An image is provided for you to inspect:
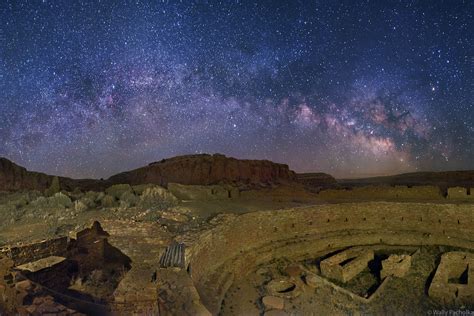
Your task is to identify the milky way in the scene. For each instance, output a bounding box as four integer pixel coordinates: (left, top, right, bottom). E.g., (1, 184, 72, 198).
(0, 1, 472, 178)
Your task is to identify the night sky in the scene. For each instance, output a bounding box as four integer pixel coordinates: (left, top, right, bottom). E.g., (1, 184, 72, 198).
(0, 1, 472, 179)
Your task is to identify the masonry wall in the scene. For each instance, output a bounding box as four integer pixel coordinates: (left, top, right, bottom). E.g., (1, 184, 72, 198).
(0, 237, 69, 266)
(318, 185, 442, 200)
(185, 202, 474, 313)
(447, 187, 474, 200)
(317, 185, 474, 201)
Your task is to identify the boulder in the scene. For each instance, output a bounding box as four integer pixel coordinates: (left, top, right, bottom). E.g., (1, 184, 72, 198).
(262, 296, 285, 310)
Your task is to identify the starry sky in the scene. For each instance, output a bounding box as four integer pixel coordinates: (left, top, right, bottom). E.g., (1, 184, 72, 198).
(0, 1, 472, 179)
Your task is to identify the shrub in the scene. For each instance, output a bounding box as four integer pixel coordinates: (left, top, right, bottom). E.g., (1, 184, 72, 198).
(138, 186, 178, 210)
(132, 184, 155, 195)
(74, 197, 95, 212)
(101, 194, 117, 208)
(48, 192, 72, 208)
(45, 176, 60, 197)
(106, 184, 133, 199)
(74, 200, 88, 212)
(119, 191, 138, 207)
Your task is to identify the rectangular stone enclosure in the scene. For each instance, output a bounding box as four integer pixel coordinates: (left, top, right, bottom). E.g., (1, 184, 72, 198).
(429, 252, 474, 306)
(381, 254, 412, 279)
(320, 248, 374, 283)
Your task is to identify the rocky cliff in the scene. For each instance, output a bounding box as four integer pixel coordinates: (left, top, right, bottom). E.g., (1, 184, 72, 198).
(108, 154, 297, 187)
(0, 154, 297, 192)
(0, 158, 54, 192)
(0, 158, 101, 192)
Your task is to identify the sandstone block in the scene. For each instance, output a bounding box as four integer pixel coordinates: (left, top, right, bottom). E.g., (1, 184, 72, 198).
(262, 296, 284, 310)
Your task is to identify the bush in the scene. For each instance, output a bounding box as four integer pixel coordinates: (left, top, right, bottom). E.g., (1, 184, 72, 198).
(74, 200, 88, 212)
(119, 191, 138, 207)
(48, 192, 73, 208)
(30, 192, 72, 209)
(138, 186, 178, 210)
(106, 184, 133, 199)
(74, 197, 95, 212)
(132, 184, 155, 195)
(101, 194, 117, 208)
(30, 196, 48, 208)
(45, 176, 60, 197)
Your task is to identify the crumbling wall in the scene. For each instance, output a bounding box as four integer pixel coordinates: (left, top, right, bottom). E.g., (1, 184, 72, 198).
(380, 254, 412, 279)
(0, 222, 132, 315)
(318, 185, 442, 200)
(185, 202, 474, 313)
(320, 248, 374, 283)
(0, 237, 68, 266)
(447, 187, 474, 200)
(428, 252, 474, 306)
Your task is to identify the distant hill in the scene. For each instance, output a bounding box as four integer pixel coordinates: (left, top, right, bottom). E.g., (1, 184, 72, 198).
(338, 171, 474, 188)
(296, 173, 337, 187)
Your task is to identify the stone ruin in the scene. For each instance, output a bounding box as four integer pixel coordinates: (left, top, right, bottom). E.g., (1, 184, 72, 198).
(0, 221, 132, 315)
(320, 247, 375, 283)
(447, 187, 474, 200)
(429, 252, 474, 306)
(179, 202, 474, 314)
(317, 185, 474, 201)
(380, 254, 412, 279)
(315, 247, 414, 302)
(2, 202, 474, 314)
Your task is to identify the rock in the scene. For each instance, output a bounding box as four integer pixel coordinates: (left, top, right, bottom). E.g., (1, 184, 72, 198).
(266, 279, 296, 296)
(15, 280, 33, 291)
(262, 296, 285, 310)
(108, 154, 297, 187)
(161, 212, 189, 222)
(0, 157, 102, 192)
(304, 274, 319, 288)
(0, 154, 297, 192)
(0, 158, 55, 191)
(284, 264, 303, 278)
